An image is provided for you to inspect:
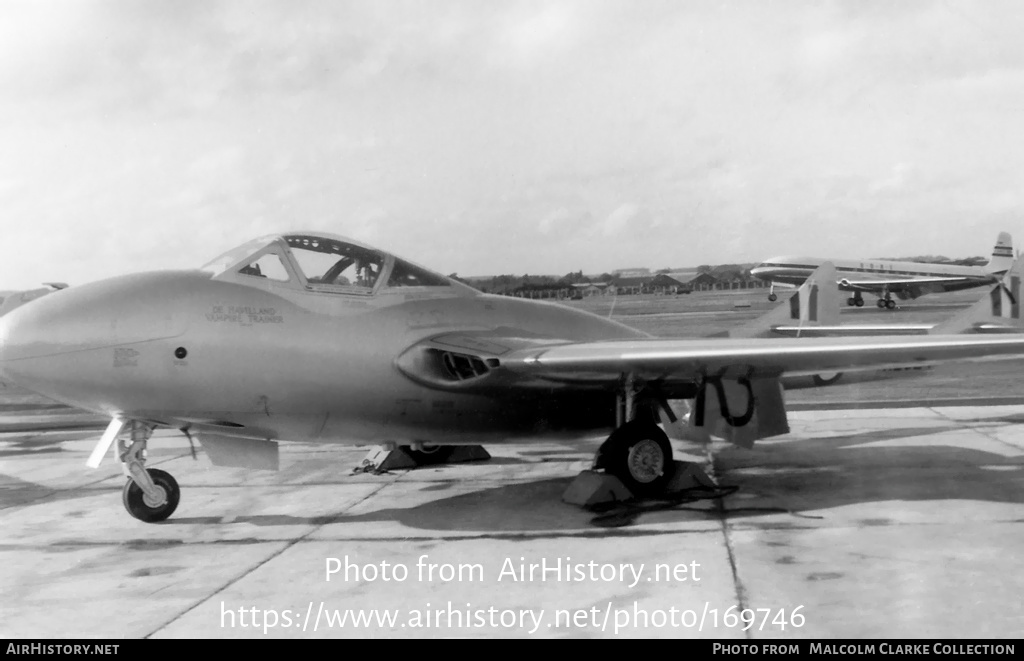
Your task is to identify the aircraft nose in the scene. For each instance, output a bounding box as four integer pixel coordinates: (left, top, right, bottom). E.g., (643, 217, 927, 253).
(0, 272, 194, 399)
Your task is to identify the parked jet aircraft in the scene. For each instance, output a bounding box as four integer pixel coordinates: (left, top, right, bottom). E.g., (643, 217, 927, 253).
(750, 232, 1014, 309)
(5, 232, 1024, 524)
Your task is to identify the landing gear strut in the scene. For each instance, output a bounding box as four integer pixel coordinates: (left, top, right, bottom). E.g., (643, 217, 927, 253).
(118, 422, 180, 522)
(768, 283, 777, 302)
(846, 292, 864, 307)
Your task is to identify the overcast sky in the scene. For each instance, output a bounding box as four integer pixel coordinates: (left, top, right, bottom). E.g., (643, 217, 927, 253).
(2, 0, 1024, 288)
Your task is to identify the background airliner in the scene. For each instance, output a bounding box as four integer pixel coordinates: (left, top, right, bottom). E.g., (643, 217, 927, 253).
(750, 232, 1014, 309)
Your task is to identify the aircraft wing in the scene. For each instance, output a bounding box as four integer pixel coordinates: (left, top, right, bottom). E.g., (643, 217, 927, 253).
(497, 335, 1024, 385)
(838, 275, 994, 296)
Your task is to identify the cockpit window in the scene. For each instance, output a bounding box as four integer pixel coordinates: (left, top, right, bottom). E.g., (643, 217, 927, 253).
(387, 259, 451, 287)
(201, 236, 277, 276)
(238, 254, 290, 282)
(284, 235, 384, 290)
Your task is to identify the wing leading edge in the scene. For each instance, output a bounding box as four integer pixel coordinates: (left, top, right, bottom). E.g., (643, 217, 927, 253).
(498, 334, 1024, 385)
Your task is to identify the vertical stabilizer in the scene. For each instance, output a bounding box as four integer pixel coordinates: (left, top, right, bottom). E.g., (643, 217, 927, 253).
(723, 261, 839, 338)
(933, 255, 1023, 334)
(985, 231, 1014, 274)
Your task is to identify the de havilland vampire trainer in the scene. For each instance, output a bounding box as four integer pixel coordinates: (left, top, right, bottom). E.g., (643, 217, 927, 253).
(5, 231, 1024, 524)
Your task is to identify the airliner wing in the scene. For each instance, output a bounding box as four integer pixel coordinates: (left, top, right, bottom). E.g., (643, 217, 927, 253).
(838, 275, 995, 296)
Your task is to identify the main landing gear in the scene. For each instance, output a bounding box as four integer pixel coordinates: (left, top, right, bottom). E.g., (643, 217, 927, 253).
(599, 420, 673, 496)
(846, 292, 865, 307)
(118, 422, 180, 523)
(876, 295, 896, 310)
(593, 376, 674, 496)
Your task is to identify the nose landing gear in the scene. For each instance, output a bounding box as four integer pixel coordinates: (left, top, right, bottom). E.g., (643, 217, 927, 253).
(846, 293, 864, 307)
(117, 422, 180, 523)
(123, 468, 180, 523)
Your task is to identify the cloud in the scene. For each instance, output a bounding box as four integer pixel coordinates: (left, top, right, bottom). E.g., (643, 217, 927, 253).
(3, 1, 1024, 287)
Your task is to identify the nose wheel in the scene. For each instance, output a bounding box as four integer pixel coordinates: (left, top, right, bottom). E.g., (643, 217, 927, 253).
(115, 421, 182, 523)
(846, 293, 864, 307)
(123, 468, 180, 523)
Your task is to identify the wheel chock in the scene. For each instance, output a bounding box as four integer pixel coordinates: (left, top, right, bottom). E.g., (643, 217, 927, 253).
(438, 445, 491, 464)
(562, 471, 634, 507)
(563, 461, 718, 508)
(357, 445, 491, 472)
(665, 462, 717, 491)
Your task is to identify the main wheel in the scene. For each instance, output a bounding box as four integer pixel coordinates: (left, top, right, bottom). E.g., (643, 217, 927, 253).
(602, 421, 673, 497)
(846, 297, 856, 306)
(122, 468, 180, 523)
(855, 298, 864, 307)
(885, 299, 896, 310)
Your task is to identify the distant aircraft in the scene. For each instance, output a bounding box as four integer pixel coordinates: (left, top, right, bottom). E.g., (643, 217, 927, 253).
(0, 283, 68, 317)
(5, 232, 1024, 523)
(749, 232, 1014, 309)
(768, 256, 1024, 338)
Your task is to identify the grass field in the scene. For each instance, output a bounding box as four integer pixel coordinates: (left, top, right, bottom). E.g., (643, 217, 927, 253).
(2, 286, 1021, 415)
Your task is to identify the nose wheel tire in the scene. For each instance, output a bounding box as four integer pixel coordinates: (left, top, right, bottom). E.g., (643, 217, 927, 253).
(768, 293, 777, 302)
(602, 422, 673, 497)
(123, 468, 180, 523)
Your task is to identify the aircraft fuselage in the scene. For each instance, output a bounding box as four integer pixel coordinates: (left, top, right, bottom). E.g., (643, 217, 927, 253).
(0, 270, 646, 445)
(751, 257, 996, 291)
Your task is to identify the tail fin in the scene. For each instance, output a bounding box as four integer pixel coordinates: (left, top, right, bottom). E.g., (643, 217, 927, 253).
(985, 231, 1014, 274)
(721, 262, 839, 338)
(933, 255, 1023, 334)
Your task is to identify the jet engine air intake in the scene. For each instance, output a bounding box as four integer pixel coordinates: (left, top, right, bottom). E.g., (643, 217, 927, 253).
(440, 350, 491, 381)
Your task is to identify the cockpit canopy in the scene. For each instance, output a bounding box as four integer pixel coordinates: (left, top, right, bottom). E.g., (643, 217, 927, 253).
(201, 232, 456, 295)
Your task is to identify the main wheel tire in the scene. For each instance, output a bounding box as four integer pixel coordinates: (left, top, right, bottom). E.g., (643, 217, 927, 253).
(603, 421, 673, 497)
(855, 298, 864, 307)
(846, 297, 856, 306)
(122, 468, 180, 523)
(885, 299, 896, 309)
(876, 299, 886, 308)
